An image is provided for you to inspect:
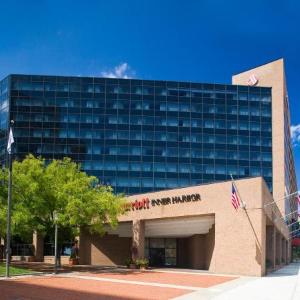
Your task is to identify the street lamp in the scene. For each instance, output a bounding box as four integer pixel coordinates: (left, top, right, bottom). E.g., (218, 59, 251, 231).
(53, 211, 58, 274)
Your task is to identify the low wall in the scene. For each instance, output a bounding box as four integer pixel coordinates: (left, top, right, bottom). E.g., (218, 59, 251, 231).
(11, 256, 35, 262)
(43, 256, 70, 265)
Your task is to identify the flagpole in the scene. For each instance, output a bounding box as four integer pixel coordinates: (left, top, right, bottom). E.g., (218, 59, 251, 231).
(287, 220, 300, 227)
(274, 209, 299, 222)
(264, 191, 299, 208)
(5, 120, 14, 278)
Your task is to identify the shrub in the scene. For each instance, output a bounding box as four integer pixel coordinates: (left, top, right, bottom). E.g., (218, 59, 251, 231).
(125, 258, 135, 267)
(135, 258, 149, 268)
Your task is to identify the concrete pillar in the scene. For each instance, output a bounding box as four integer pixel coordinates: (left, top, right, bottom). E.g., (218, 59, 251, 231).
(288, 241, 292, 263)
(33, 232, 44, 262)
(275, 232, 282, 266)
(282, 238, 286, 264)
(132, 220, 145, 260)
(272, 227, 277, 269)
(285, 240, 289, 264)
(266, 226, 274, 271)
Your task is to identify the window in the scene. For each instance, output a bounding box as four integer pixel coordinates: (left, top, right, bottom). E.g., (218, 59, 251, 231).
(250, 123, 260, 131)
(130, 163, 141, 172)
(238, 93, 248, 101)
(239, 122, 249, 130)
(250, 168, 261, 176)
(204, 120, 214, 128)
(262, 152, 272, 162)
(239, 107, 249, 116)
(167, 102, 178, 111)
(204, 165, 214, 174)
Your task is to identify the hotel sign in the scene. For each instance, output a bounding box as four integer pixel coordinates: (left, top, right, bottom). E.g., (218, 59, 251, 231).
(127, 193, 201, 211)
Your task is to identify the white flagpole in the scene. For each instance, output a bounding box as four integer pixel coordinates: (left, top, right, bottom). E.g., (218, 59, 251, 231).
(287, 220, 300, 227)
(230, 174, 246, 209)
(288, 231, 300, 240)
(274, 209, 299, 222)
(289, 228, 300, 236)
(5, 120, 14, 278)
(264, 191, 299, 208)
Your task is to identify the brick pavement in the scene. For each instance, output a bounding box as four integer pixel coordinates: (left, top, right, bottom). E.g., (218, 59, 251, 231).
(0, 264, 238, 300)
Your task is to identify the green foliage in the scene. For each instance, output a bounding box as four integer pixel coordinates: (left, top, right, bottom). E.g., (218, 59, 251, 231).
(0, 154, 126, 238)
(135, 258, 149, 268)
(125, 257, 134, 267)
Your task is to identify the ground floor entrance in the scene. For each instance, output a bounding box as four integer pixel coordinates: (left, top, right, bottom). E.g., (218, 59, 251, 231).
(80, 215, 216, 270)
(76, 178, 293, 276)
(146, 238, 177, 267)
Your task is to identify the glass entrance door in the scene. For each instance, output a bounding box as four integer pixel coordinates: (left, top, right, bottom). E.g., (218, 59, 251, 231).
(149, 248, 165, 266)
(145, 238, 177, 267)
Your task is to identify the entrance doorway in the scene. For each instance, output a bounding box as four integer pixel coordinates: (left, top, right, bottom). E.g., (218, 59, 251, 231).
(145, 238, 177, 267)
(149, 248, 165, 266)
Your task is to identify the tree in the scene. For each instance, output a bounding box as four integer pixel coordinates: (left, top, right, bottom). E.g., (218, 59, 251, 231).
(0, 155, 126, 239)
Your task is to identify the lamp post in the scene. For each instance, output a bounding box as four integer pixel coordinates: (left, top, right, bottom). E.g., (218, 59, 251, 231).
(54, 211, 58, 274)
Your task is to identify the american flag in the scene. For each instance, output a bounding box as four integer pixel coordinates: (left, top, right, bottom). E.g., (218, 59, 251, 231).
(232, 183, 240, 210)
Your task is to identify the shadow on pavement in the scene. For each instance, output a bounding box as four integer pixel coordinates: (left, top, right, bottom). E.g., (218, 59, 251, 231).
(266, 262, 300, 277)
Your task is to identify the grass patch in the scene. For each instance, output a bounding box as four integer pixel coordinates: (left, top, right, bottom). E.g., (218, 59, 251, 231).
(0, 263, 35, 277)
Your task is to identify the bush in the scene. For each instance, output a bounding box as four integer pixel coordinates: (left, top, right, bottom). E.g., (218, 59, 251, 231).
(125, 258, 135, 267)
(135, 258, 149, 268)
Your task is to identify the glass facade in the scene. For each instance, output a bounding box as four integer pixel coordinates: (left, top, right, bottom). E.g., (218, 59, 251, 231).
(0, 76, 9, 167)
(0, 74, 273, 195)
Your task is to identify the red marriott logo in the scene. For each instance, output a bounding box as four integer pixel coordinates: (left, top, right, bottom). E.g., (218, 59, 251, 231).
(131, 198, 150, 210)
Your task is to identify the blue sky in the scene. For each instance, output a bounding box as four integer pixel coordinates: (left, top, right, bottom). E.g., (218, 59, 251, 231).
(0, 0, 299, 186)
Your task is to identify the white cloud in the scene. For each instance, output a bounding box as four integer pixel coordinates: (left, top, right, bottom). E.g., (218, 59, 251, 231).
(291, 124, 300, 146)
(101, 62, 135, 79)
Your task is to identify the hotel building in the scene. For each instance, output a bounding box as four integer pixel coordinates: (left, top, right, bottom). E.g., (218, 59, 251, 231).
(0, 59, 297, 275)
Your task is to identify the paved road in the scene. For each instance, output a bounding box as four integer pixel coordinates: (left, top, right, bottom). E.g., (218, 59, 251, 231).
(175, 263, 300, 300)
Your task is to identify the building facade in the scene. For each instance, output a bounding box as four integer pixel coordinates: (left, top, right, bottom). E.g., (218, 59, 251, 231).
(1, 65, 277, 196)
(80, 177, 290, 276)
(0, 59, 298, 275)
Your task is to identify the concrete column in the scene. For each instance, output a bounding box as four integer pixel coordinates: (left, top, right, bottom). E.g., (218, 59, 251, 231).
(33, 232, 44, 262)
(282, 238, 286, 264)
(132, 220, 145, 260)
(272, 227, 277, 269)
(287, 241, 292, 263)
(266, 226, 274, 271)
(285, 240, 289, 264)
(275, 232, 282, 266)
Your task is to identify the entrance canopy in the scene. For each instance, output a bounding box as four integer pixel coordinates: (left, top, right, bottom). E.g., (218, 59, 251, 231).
(105, 215, 215, 238)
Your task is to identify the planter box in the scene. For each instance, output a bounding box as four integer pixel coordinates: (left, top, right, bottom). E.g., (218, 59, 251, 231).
(129, 263, 137, 269)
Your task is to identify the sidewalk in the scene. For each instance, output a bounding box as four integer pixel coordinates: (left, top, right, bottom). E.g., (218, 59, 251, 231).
(174, 263, 300, 300)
